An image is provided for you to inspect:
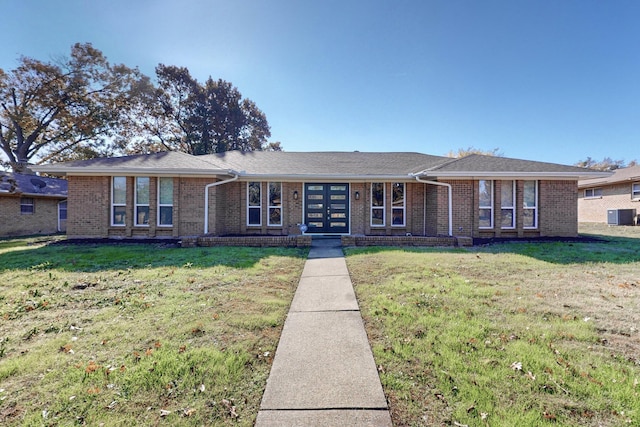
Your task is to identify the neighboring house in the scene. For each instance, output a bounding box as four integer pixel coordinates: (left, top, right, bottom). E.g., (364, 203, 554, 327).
(0, 172, 68, 237)
(32, 151, 606, 242)
(578, 165, 640, 224)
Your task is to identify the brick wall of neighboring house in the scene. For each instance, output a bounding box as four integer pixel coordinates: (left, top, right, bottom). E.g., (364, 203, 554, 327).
(0, 196, 62, 236)
(578, 182, 640, 223)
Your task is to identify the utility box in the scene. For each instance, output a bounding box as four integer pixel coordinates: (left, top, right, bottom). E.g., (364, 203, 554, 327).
(607, 209, 635, 225)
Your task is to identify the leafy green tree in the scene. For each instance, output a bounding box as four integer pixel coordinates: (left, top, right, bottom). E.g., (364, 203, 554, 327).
(129, 65, 271, 155)
(0, 43, 145, 172)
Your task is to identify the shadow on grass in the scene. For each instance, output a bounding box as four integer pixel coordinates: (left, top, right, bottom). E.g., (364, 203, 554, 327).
(0, 242, 309, 273)
(345, 234, 640, 265)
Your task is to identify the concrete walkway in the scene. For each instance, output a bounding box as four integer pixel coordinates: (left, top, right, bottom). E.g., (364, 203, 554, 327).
(255, 238, 393, 427)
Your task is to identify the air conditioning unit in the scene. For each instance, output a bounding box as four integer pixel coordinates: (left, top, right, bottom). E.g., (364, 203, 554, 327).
(607, 209, 635, 226)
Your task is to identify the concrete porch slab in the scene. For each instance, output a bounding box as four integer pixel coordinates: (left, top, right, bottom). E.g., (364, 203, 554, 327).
(255, 409, 392, 426)
(259, 311, 387, 410)
(290, 275, 359, 312)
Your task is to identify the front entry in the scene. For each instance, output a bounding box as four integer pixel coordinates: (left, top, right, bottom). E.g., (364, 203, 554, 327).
(304, 183, 350, 234)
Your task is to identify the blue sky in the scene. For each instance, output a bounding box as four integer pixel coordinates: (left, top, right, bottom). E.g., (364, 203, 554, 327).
(3, 0, 639, 165)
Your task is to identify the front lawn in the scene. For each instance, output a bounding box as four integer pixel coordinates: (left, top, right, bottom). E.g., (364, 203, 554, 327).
(0, 240, 307, 426)
(347, 228, 640, 426)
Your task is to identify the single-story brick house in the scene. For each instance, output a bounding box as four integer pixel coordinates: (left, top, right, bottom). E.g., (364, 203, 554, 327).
(0, 172, 68, 237)
(32, 151, 607, 243)
(578, 165, 640, 225)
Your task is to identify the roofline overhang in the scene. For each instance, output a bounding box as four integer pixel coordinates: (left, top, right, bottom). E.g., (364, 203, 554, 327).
(234, 173, 419, 182)
(412, 171, 612, 180)
(30, 166, 239, 177)
(578, 176, 640, 189)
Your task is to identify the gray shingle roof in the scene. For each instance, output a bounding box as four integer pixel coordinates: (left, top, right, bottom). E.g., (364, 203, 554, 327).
(578, 165, 640, 188)
(0, 173, 67, 197)
(425, 154, 597, 175)
(202, 151, 450, 177)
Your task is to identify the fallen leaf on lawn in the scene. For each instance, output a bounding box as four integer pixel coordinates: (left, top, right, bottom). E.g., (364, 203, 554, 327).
(154, 341, 161, 348)
(182, 408, 196, 417)
(86, 361, 100, 373)
(525, 371, 536, 381)
(510, 361, 522, 371)
(160, 409, 171, 417)
(179, 345, 186, 353)
(60, 344, 73, 353)
(145, 348, 153, 356)
(481, 412, 488, 420)
(199, 384, 205, 393)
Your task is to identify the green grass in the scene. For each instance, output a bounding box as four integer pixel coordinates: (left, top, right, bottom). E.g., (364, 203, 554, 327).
(0, 241, 307, 426)
(347, 233, 640, 426)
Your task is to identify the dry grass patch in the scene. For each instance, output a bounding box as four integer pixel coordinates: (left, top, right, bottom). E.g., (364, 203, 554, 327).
(347, 226, 640, 426)
(0, 240, 307, 426)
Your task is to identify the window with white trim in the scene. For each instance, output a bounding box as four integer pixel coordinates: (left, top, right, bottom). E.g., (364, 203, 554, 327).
(135, 177, 150, 226)
(500, 180, 515, 229)
(632, 183, 640, 200)
(158, 177, 173, 226)
(111, 177, 126, 226)
(584, 188, 602, 198)
(523, 180, 538, 229)
(391, 183, 405, 226)
(371, 183, 385, 226)
(268, 182, 282, 226)
(247, 182, 261, 226)
(20, 197, 34, 214)
(479, 180, 493, 229)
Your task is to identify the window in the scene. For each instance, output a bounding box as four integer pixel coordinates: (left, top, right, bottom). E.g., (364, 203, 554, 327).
(371, 183, 385, 226)
(584, 188, 603, 198)
(135, 177, 150, 226)
(523, 180, 538, 229)
(479, 180, 493, 228)
(247, 182, 261, 226)
(500, 180, 515, 229)
(111, 177, 126, 226)
(633, 183, 640, 200)
(158, 177, 173, 226)
(391, 183, 405, 226)
(58, 201, 67, 220)
(20, 197, 34, 214)
(268, 182, 282, 226)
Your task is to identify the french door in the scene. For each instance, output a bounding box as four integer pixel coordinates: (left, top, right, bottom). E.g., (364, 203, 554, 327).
(304, 183, 349, 234)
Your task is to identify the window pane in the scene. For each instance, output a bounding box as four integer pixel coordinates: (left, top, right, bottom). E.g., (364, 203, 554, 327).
(20, 198, 34, 214)
(523, 209, 536, 228)
(501, 209, 514, 228)
(392, 208, 404, 225)
(371, 183, 384, 207)
(113, 206, 126, 225)
(136, 177, 150, 204)
(330, 185, 346, 191)
(392, 183, 404, 206)
(159, 178, 173, 204)
(479, 208, 492, 228)
(479, 180, 492, 207)
(59, 201, 68, 220)
(501, 181, 514, 207)
(248, 182, 261, 206)
(372, 208, 384, 225)
(248, 207, 261, 225)
(307, 185, 323, 191)
(113, 177, 126, 205)
(308, 203, 323, 209)
(159, 206, 173, 226)
(523, 181, 537, 207)
(269, 207, 281, 225)
(269, 182, 281, 206)
(136, 206, 149, 225)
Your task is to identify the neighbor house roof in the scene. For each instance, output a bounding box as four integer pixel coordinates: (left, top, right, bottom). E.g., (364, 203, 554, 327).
(32, 150, 609, 181)
(578, 165, 640, 189)
(0, 172, 67, 198)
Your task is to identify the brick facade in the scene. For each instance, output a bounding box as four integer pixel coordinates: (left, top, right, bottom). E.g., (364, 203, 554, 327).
(578, 182, 640, 224)
(65, 176, 579, 239)
(0, 195, 63, 236)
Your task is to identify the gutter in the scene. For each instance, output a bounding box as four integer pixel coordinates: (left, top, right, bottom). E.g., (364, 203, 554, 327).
(412, 174, 453, 237)
(204, 172, 240, 234)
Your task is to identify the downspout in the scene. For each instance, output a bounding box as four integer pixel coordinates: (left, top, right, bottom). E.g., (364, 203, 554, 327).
(204, 172, 239, 235)
(413, 176, 453, 236)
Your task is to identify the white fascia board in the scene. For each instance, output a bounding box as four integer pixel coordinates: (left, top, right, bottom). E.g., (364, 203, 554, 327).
(235, 174, 416, 182)
(414, 171, 612, 180)
(33, 166, 238, 177)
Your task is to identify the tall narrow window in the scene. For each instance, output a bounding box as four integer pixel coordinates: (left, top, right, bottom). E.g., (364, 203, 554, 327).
(20, 197, 34, 214)
(479, 180, 493, 229)
(500, 180, 515, 229)
(523, 180, 538, 229)
(633, 183, 640, 200)
(391, 183, 405, 226)
(58, 201, 67, 221)
(112, 176, 126, 226)
(268, 182, 282, 226)
(371, 183, 385, 226)
(158, 177, 173, 226)
(135, 177, 150, 226)
(247, 182, 261, 226)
